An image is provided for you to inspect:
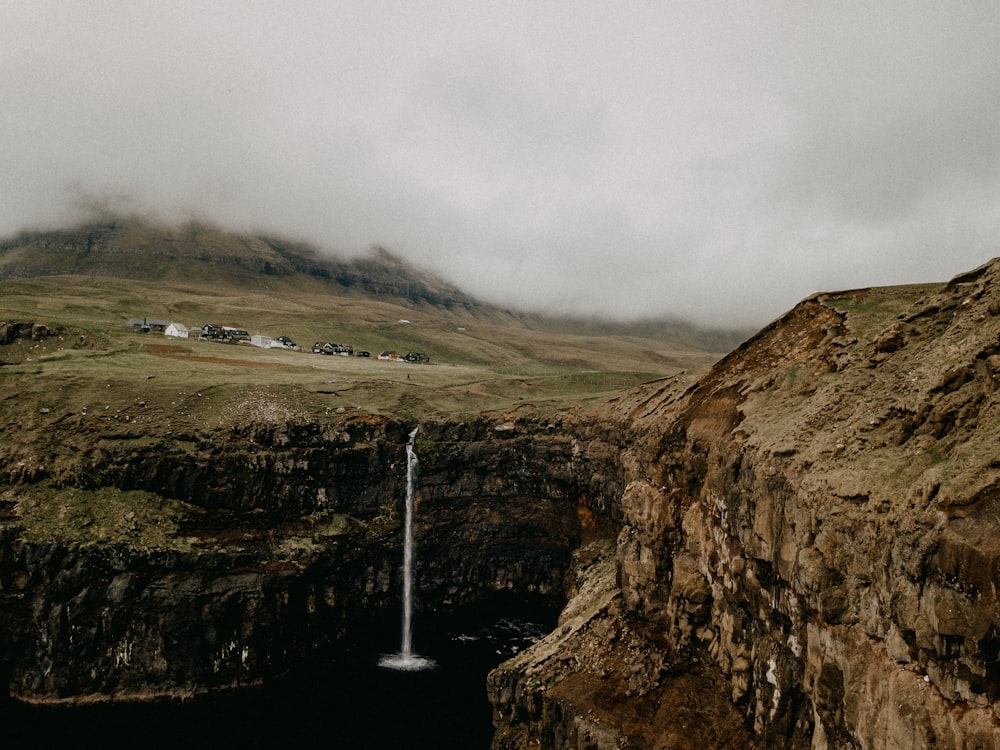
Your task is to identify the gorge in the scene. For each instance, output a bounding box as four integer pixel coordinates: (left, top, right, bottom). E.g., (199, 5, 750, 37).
(2, 251, 1000, 748)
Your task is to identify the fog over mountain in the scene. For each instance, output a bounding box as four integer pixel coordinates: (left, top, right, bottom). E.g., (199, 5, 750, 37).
(2, 2, 999, 326)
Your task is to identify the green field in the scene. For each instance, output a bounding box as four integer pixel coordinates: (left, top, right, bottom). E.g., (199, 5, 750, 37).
(0, 274, 724, 427)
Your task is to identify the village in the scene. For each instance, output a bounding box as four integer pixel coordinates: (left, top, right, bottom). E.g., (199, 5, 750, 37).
(126, 317, 430, 364)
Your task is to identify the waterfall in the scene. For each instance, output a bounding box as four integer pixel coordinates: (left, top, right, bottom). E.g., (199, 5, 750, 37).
(379, 427, 435, 671)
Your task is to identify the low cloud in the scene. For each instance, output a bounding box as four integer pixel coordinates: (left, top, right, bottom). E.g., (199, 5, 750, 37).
(2, 2, 999, 327)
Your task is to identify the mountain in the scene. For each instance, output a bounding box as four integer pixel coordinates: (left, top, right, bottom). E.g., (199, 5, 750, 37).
(0, 219, 476, 310)
(0, 218, 749, 353)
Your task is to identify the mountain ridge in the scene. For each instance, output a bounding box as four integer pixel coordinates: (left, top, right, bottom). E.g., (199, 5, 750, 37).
(0, 220, 474, 309)
(0, 218, 750, 353)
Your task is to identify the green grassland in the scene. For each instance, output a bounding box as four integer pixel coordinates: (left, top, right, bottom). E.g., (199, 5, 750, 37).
(0, 274, 724, 427)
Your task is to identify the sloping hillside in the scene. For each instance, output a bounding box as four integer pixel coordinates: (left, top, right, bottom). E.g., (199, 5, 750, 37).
(0, 220, 475, 309)
(0, 218, 749, 355)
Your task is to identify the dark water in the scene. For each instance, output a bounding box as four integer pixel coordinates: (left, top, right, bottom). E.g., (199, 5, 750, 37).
(1, 612, 550, 750)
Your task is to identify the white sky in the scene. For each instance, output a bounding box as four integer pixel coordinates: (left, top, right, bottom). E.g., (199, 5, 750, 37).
(2, 1, 999, 326)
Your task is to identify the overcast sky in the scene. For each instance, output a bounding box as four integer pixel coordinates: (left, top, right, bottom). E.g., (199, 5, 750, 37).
(2, 2, 999, 326)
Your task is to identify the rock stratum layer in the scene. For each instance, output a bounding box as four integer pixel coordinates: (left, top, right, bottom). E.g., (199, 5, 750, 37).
(490, 259, 1000, 748)
(3, 258, 1000, 749)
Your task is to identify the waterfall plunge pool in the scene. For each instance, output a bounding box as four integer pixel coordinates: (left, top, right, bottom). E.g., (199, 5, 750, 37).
(2, 601, 557, 749)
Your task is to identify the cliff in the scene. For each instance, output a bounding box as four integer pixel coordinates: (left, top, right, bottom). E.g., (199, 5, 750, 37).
(489, 258, 1000, 748)
(0, 411, 624, 703)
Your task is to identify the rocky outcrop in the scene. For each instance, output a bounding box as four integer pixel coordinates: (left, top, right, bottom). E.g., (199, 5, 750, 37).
(0, 321, 55, 344)
(488, 539, 759, 749)
(491, 259, 1000, 748)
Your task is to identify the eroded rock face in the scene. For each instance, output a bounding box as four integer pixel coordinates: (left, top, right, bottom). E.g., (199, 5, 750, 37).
(0, 413, 624, 704)
(0, 321, 52, 343)
(489, 540, 759, 749)
(491, 258, 1000, 748)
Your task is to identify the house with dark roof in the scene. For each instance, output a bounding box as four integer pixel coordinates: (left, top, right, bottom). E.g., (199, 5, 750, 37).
(127, 318, 170, 332)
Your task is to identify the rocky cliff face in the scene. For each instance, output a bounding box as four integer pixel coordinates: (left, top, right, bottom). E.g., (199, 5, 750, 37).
(490, 259, 1000, 748)
(0, 411, 624, 703)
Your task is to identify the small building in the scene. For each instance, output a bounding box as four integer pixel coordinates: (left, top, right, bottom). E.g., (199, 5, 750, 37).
(221, 326, 250, 342)
(127, 318, 170, 333)
(201, 323, 223, 339)
(164, 322, 189, 339)
(313, 342, 352, 355)
(250, 334, 273, 349)
(379, 350, 401, 361)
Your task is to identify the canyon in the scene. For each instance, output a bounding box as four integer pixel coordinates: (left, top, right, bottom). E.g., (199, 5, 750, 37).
(2, 253, 1000, 748)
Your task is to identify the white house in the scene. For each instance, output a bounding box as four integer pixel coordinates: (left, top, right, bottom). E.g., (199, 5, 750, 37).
(164, 322, 189, 338)
(250, 334, 274, 349)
